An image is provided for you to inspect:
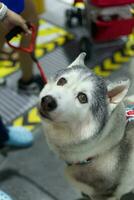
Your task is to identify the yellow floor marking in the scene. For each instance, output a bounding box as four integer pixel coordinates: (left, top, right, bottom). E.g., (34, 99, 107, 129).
(13, 117, 23, 126)
(113, 51, 130, 63)
(93, 66, 111, 77)
(0, 65, 19, 78)
(28, 107, 41, 124)
(0, 60, 14, 67)
(103, 58, 120, 70)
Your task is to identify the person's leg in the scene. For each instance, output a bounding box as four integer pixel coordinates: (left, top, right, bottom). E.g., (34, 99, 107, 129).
(19, 0, 38, 82)
(17, 0, 44, 94)
(0, 23, 7, 86)
(0, 24, 6, 51)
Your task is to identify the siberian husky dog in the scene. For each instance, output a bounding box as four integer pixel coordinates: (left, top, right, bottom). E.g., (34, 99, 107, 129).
(39, 53, 134, 200)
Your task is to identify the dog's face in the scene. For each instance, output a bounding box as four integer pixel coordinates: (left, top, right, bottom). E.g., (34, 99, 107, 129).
(39, 53, 130, 144)
(40, 66, 107, 122)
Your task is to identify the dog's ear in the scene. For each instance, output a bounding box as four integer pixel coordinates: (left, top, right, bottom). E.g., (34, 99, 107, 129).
(107, 80, 130, 106)
(68, 52, 86, 68)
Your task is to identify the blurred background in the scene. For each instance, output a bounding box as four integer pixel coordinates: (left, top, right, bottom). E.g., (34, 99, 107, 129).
(0, 0, 134, 199)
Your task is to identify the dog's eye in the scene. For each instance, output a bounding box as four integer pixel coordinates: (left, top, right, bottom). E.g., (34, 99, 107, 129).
(77, 92, 88, 104)
(57, 77, 67, 86)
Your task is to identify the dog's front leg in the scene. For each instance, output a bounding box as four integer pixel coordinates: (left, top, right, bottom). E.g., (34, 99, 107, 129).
(91, 196, 118, 200)
(107, 197, 118, 200)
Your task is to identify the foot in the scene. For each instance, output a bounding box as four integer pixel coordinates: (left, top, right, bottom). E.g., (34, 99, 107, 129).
(5, 126, 34, 148)
(0, 190, 13, 200)
(18, 74, 45, 95)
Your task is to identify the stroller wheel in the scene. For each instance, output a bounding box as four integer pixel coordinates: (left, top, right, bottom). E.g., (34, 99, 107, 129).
(65, 8, 83, 27)
(66, 9, 73, 18)
(65, 9, 74, 27)
(77, 8, 83, 26)
(79, 37, 93, 60)
(66, 18, 73, 28)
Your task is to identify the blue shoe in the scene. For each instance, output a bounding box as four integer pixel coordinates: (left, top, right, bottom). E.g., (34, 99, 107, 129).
(5, 126, 34, 148)
(0, 190, 13, 200)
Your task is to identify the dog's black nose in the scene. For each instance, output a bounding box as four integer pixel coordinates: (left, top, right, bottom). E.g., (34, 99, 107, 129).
(41, 95, 57, 112)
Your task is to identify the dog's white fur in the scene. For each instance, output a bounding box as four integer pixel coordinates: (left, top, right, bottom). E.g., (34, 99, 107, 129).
(39, 53, 134, 200)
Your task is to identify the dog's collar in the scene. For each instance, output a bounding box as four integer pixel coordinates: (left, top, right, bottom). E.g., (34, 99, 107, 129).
(66, 157, 94, 166)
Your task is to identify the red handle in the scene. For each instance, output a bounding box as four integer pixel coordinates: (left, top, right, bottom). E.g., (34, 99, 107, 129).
(6, 23, 37, 53)
(6, 23, 47, 84)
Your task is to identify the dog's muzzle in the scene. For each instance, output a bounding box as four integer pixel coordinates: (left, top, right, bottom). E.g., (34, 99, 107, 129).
(41, 95, 57, 112)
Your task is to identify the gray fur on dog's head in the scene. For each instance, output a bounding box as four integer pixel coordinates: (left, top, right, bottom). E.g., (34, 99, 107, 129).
(39, 53, 130, 146)
(53, 65, 109, 128)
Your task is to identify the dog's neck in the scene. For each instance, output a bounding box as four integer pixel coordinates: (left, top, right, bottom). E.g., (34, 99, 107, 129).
(44, 102, 127, 164)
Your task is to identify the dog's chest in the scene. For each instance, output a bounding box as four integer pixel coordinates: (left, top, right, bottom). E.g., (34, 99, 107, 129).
(66, 149, 121, 197)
